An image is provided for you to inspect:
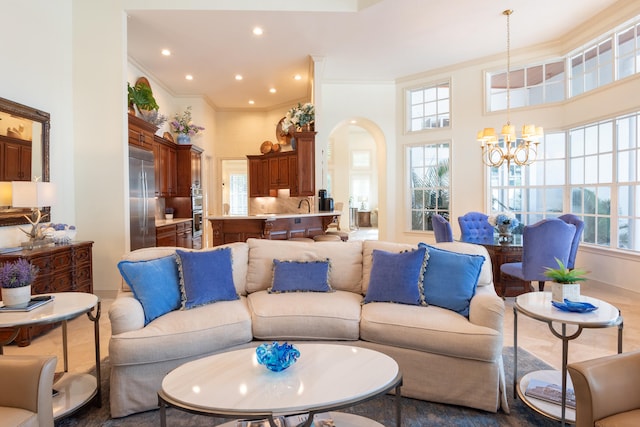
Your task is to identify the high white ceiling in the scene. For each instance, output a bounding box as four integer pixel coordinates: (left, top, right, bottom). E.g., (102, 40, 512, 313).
(126, 0, 622, 111)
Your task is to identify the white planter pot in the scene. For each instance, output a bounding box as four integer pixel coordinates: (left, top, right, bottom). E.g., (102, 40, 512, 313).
(551, 282, 580, 303)
(1, 285, 32, 308)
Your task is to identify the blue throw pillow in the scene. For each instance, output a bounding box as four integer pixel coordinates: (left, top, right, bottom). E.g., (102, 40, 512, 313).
(419, 243, 485, 317)
(176, 248, 239, 310)
(117, 255, 181, 325)
(364, 247, 427, 306)
(269, 259, 332, 293)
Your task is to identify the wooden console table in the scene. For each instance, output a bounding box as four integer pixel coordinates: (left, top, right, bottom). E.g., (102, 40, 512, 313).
(0, 241, 94, 346)
(459, 235, 529, 297)
(357, 210, 372, 227)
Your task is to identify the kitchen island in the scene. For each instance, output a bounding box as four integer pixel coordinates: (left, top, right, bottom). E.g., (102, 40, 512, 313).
(208, 212, 340, 246)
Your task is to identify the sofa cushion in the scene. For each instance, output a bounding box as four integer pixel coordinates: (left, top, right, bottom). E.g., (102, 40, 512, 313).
(247, 239, 363, 294)
(362, 240, 418, 295)
(176, 248, 239, 309)
(420, 243, 485, 317)
(117, 255, 181, 325)
(247, 290, 362, 340)
(119, 243, 249, 296)
(360, 302, 502, 362)
(109, 298, 253, 366)
(431, 242, 493, 287)
(364, 247, 427, 306)
(269, 259, 332, 293)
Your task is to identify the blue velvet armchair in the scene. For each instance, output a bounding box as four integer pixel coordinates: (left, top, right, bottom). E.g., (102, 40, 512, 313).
(458, 212, 493, 240)
(558, 213, 585, 269)
(432, 214, 453, 242)
(500, 218, 576, 292)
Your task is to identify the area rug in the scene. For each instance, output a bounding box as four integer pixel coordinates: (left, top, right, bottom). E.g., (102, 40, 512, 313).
(55, 347, 558, 427)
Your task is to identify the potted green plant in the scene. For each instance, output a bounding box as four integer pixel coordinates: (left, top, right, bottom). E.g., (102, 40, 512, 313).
(127, 81, 159, 118)
(544, 258, 588, 302)
(0, 259, 38, 308)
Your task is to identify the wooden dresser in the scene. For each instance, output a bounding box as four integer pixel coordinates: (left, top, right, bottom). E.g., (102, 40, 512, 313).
(0, 241, 94, 346)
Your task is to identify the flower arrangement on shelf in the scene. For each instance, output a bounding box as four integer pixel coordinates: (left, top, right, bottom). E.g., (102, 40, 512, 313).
(281, 102, 315, 134)
(487, 211, 519, 232)
(0, 259, 38, 289)
(170, 106, 205, 136)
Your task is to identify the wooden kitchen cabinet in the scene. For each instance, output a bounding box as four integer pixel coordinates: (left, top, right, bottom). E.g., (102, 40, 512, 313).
(247, 131, 315, 197)
(128, 114, 157, 151)
(153, 135, 177, 197)
(156, 220, 193, 248)
(1, 136, 32, 181)
(176, 145, 203, 196)
(0, 241, 94, 346)
(248, 156, 270, 197)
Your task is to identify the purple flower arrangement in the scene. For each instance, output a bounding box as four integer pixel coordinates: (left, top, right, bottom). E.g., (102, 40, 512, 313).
(0, 259, 39, 288)
(170, 106, 205, 136)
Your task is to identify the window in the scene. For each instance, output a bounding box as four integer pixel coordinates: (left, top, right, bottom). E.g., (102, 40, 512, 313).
(570, 38, 614, 96)
(407, 142, 450, 232)
(617, 23, 640, 79)
(488, 60, 565, 111)
(489, 132, 567, 231)
(229, 174, 248, 215)
(407, 82, 450, 132)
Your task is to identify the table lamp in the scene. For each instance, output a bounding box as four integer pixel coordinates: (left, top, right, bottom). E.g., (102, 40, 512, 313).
(11, 181, 56, 249)
(0, 182, 11, 207)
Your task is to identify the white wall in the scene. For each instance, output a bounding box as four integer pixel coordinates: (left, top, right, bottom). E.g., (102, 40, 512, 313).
(0, 0, 74, 247)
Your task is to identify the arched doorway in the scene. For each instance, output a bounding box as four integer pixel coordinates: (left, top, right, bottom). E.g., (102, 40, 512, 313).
(326, 118, 386, 239)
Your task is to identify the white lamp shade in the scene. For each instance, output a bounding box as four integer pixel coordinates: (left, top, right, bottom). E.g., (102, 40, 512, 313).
(0, 182, 11, 206)
(11, 181, 56, 208)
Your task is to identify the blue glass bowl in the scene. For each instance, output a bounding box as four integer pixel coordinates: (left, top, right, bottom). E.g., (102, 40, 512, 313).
(551, 299, 598, 313)
(256, 342, 300, 372)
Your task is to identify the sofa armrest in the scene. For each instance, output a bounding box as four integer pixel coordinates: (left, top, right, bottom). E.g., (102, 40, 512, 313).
(108, 291, 145, 335)
(468, 286, 504, 334)
(0, 355, 57, 427)
(568, 350, 640, 427)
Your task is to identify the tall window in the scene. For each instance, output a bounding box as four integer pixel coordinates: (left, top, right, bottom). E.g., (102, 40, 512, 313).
(616, 114, 639, 249)
(407, 82, 450, 132)
(407, 142, 450, 232)
(489, 133, 567, 230)
(488, 60, 565, 111)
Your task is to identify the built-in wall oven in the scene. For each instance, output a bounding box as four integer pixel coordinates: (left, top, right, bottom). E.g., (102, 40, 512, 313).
(191, 186, 203, 238)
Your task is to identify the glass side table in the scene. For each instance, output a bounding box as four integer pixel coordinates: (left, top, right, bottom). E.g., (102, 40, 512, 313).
(513, 292, 622, 426)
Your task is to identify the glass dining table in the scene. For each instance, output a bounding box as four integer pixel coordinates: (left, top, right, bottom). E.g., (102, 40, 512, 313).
(459, 234, 531, 297)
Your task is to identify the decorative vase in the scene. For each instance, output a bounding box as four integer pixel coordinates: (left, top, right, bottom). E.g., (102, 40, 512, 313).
(496, 224, 513, 244)
(290, 137, 296, 150)
(551, 282, 581, 302)
(1, 285, 32, 308)
(256, 341, 300, 372)
(177, 134, 191, 145)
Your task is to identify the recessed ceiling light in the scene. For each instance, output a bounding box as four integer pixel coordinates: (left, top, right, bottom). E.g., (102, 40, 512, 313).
(248, 100, 255, 105)
(294, 74, 302, 80)
(161, 49, 171, 56)
(235, 74, 243, 81)
(269, 88, 276, 93)
(185, 75, 193, 81)
(253, 27, 263, 36)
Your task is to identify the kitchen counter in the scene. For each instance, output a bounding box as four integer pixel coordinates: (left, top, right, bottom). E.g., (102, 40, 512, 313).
(155, 218, 193, 227)
(208, 212, 341, 246)
(206, 211, 340, 220)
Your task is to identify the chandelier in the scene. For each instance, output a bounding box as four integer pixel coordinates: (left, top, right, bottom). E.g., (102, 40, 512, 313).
(477, 10, 543, 168)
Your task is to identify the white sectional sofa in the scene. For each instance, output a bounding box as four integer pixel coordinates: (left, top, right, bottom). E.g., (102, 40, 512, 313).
(108, 239, 508, 418)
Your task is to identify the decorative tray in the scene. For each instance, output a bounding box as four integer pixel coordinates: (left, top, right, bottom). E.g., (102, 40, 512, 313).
(551, 299, 598, 313)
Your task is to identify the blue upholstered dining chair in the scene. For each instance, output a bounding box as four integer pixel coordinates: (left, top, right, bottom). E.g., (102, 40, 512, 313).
(501, 218, 576, 293)
(458, 211, 493, 240)
(432, 214, 453, 242)
(558, 213, 585, 269)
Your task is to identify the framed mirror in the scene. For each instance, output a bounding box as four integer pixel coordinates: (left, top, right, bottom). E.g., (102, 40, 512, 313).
(0, 96, 50, 226)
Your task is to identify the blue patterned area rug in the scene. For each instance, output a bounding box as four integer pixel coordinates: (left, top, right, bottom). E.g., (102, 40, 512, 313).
(55, 347, 557, 427)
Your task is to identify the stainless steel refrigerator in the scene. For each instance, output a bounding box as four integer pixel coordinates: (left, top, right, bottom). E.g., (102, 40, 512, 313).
(129, 146, 156, 250)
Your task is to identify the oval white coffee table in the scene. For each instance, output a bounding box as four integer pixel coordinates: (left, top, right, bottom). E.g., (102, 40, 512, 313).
(158, 343, 402, 427)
